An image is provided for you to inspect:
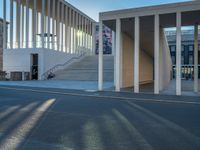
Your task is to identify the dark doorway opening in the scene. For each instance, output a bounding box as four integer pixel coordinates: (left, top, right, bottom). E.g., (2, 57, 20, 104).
(31, 54, 38, 80)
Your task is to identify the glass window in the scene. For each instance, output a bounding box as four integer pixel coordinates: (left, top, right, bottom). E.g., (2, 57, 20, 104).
(199, 45, 200, 51)
(189, 55, 193, 64)
(171, 45, 176, 52)
(189, 45, 193, 51)
(181, 56, 184, 65)
(181, 45, 184, 51)
(172, 56, 176, 64)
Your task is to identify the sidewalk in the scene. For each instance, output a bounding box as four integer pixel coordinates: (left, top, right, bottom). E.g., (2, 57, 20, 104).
(0, 80, 114, 91)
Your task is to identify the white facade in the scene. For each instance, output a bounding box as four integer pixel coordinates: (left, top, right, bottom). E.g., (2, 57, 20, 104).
(98, 1, 200, 95)
(3, 0, 96, 80)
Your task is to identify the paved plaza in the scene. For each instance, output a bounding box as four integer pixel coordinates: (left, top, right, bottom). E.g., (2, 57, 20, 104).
(0, 79, 199, 96)
(0, 80, 113, 91)
(0, 86, 200, 150)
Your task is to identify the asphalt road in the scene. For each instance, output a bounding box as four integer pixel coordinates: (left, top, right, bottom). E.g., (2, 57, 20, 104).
(0, 86, 200, 150)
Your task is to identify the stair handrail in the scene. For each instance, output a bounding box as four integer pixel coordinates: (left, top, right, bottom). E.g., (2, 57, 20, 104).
(42, 52, 86, 80)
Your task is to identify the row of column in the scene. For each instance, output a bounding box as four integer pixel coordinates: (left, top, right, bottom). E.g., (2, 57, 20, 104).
(98, 12, 199, 95)
(3, 0, 96, 55)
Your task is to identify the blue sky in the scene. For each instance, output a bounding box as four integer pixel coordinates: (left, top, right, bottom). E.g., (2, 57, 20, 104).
(66, 0, 191, 21)
(0, 0, 192, 21)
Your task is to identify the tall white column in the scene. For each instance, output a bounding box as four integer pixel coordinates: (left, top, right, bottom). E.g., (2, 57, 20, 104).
(176, 12, 182, 96)
(89, 21, 92, 54)
(82, 16, 84, 50)
(52, 0, 55, 50)
(194, 23, 199, 93)
(21, 4, 26, 48)
(65, 6, 68, 53)
(92, 23, 96, 55)
(21, 4, 24, 48)
(26, 0, 29, 48)
(10, 0, 13, 49)
(47, 0, 51, 49)
(78, 14, 81, 53)
(84, 18, 87, 51)
(154, 14, 160, 94)
(85, 18, 87, 52)
(112, 31, 116, 86)
(71, 10, 75, 53)
(17, 0, 21, 48)
(98, 20, 103, 91)
(75, 13, 79, 54)
(74, 12, 77, 53)
(61, 2, 64, 52)
(33, 0, 37, 48)
(3, 0, 6, 49)
(86, 20, 89, 52)
(115, 18, 121, 92)
(78, 14, 81, 52)
(16, 2, 18, 47)
(86, 19, 89, 50)
(41, 0, 45, 48)
(57, 0, 60, 51)
(112, 31, 115, 56)
(68, 8, 72, 53)
(134, 16, 140, 93)
(87, 20, 90, 52)
(36, 12, 39, 43)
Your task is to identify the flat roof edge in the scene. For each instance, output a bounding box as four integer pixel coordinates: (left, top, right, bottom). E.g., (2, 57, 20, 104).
(100, 1, 200, 20)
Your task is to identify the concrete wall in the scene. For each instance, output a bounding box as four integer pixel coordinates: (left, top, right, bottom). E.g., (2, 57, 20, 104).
(121, 30, 171, 90)
(159, 29, 172, 91)
(139, 50, 154, 84)
(122, 33, 134, 88)
(122, 33, 154, 88)
(3, 48, 77, 79)
(43, 49, 77, 73)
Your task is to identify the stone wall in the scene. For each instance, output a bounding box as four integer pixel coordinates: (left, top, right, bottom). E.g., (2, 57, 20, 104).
(122, 32, 154, 88)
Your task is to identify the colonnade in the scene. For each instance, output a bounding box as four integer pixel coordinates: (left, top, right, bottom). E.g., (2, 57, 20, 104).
(3, 0, 96, 55)
(98, 12, 199, 95)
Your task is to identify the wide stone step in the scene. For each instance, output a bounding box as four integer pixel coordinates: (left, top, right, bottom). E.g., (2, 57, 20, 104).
(53, 55, 114, 81)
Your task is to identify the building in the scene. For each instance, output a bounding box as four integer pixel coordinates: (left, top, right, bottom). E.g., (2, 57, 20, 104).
(0, 18, 4, 71)
(166, 30, 200, 79)
(2, 0, 96, 80)
(98, 1, 200, 95)
(0, 18, 8, 71)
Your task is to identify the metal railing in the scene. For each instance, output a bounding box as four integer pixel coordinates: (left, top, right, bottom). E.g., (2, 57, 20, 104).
(41, 51, 86, 80)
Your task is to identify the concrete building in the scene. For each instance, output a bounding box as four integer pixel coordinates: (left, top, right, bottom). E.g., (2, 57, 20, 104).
(166, 30, 200, 79)
(2, 0, 96, 80)
(98, 1, 200, 95)
(0, 18, 8, 71)
(0, 18, 4, 71)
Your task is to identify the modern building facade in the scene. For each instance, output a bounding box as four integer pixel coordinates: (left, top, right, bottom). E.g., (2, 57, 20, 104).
(166, 30, 200, 79)
(2, 0, 96, 80)
(0, 18, 8, 71)
(98, 1, 200, 95)
(0, 18, 4, 71)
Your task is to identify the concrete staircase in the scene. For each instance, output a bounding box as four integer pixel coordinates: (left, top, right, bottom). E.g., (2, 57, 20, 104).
(53, 55, 114, 81)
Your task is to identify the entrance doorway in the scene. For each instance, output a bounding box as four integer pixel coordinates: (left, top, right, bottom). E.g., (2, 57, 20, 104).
(31, 54, 38, 80)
